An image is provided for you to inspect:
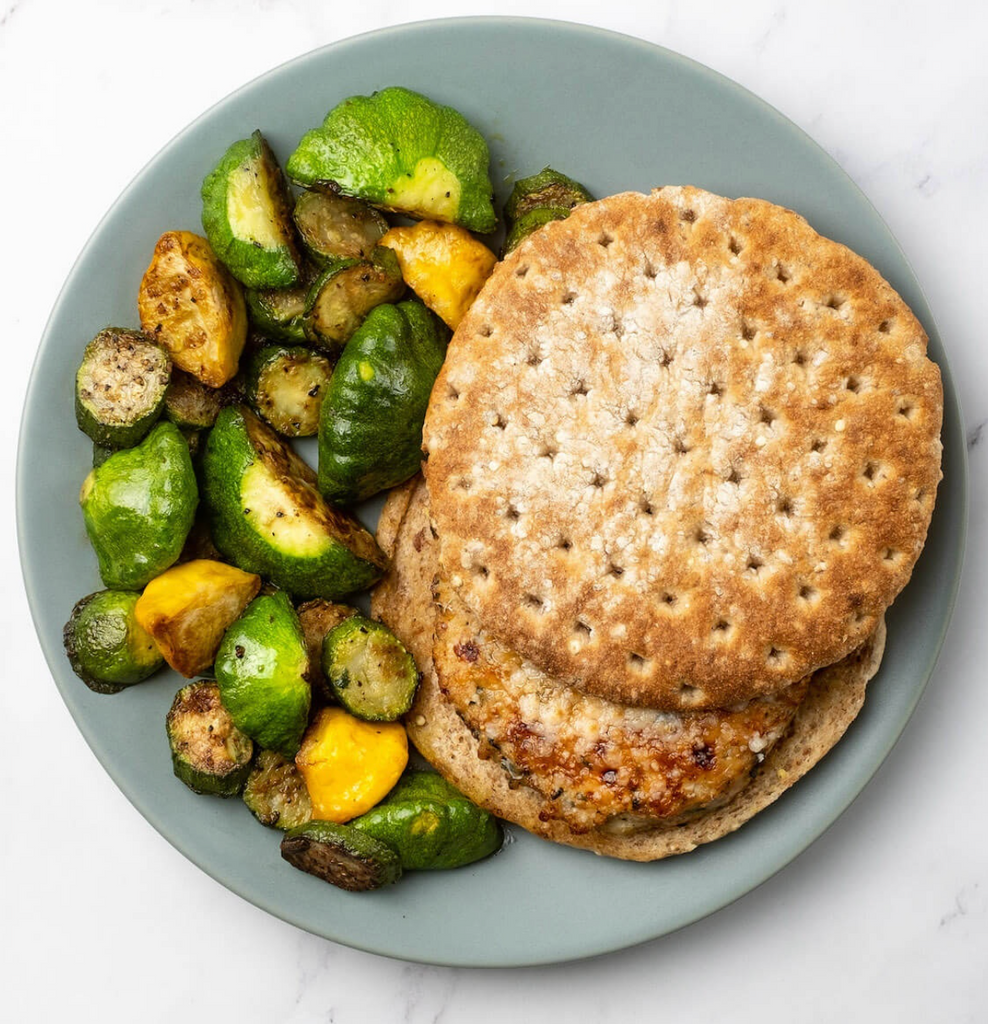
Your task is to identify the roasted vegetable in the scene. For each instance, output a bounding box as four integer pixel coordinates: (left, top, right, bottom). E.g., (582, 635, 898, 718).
(138, 230, 248, 387)
(379, 221, 496, 329)
(503, 206, 570, 254)
(286, 86, 496, 233)
(75, 328, 171, 449)
(322, 614, 419, 722)
(202, 405, 387, 598)
(213, 365, 250, 409)
(177, 510, 225, 564)
(166, 681, 254, 796)
(245, 280, 310, 343)
(317, 301, 447, 504)
(214, 592, 310, 758)
(180, 428, 203, 460)
(352, 771, 503, 870)
(293, 190, 388, 266)
(502, 167, 593, 254)
(92, 444, 114, 468)
(295, 706, 408, 823)
(297, 599, 357, 697)
(164, 369, 224, 430)
(63, 590, 164, 694)
(246, 345, 333, 438)
(281, 819, 402, 891)
(134, 559, 261, 677)
(201, 130, 302, 288)
(503, 167, 593, 222)
(303, 247, 404, 352)
(243, 749, 313, 829)
(80, 422, 198, 590)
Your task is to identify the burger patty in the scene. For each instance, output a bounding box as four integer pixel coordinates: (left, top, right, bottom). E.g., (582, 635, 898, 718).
(432, 575, 808, 835)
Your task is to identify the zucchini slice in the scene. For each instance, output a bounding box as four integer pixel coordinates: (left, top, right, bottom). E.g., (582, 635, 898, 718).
(166, 681, 254, 796)
(503, 167, 594, 222)
(246, 345, 333, 438)
(201, 130, 302, 289)
(202, 405, 387, 599)
(303, 247, 404, 352)
(246, 280, 310, 343)
(63, 590, 164, 694)
(297, 599, 358, 697)
(502, 168, 594, 255)
(164, 369, 224, 430)
(293, 190, 388, 267)
(322, 614, 420, 722)
(503, 206, 570, 255)
(280, 820, 402, 891)
(75, 328, 171, 449)
(243, 749, 313, 829)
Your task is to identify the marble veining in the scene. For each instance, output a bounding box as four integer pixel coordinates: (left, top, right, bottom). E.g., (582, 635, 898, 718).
(967, 420, 985, 450)
(940, 883, 985, 930)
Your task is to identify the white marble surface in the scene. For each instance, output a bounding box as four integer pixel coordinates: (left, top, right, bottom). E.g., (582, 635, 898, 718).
(3, 0, 986, 1018)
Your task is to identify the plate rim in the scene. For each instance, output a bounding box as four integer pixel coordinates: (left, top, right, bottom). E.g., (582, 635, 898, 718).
(16, 15, 969, 968)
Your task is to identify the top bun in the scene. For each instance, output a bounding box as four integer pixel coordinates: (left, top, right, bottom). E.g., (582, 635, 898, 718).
(423, 187, 942, 709)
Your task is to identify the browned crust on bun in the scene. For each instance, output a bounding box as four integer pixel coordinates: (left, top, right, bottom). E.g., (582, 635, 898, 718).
(423, 187, 938, 709)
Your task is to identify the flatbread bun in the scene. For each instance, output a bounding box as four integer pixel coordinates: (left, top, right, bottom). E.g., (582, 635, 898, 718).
(423, 187, 936, 710)
(371, 477, 887, 861)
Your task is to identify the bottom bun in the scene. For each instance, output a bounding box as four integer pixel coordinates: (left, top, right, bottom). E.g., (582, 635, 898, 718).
(371, 476, 886, 862)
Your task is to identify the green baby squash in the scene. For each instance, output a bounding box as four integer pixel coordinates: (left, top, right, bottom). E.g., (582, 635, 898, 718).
(317, 300, 448, 505)
(79, 421, 198, 590)
(286, 87, 496, 234)
(352, 770, 503, 871)
(213, 592, 311, 759)
(63, 590, 164, 694)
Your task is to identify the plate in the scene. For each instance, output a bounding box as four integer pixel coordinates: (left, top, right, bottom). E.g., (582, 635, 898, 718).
(17, 17, 966, 967)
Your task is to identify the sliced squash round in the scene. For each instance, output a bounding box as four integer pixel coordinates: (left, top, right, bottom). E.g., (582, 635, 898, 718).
(303, 247, 405, 353)
(293, 190, 388, 266)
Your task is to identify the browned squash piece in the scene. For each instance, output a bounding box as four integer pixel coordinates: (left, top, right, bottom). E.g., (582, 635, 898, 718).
(134, 559, 261, 677)
(379, 221, 496, 329)
(138, 230, 248, 387)
(295, 707, 408, 823)
(296, 599, 358, 696)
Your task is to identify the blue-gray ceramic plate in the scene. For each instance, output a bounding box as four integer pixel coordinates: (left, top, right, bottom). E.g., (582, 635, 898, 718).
(17, 17, 966, 967)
